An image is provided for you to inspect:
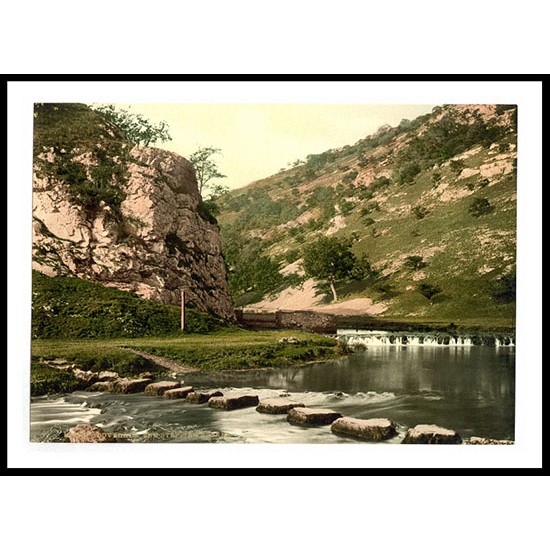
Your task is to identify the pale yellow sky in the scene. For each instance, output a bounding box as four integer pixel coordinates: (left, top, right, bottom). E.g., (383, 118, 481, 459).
(112, 103, 437, 190)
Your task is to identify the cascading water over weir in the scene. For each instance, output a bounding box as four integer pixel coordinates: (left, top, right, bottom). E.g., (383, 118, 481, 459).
(336, 329, 515, 347)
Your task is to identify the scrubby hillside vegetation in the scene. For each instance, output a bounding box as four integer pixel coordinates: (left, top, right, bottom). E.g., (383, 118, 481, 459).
(218, 104, 516, 328)
(32, 270, 226, 339)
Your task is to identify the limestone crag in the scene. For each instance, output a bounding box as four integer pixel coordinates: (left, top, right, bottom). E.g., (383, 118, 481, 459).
(32, 146, 235, 320)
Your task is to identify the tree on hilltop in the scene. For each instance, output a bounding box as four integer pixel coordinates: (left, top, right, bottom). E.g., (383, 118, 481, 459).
(92, 104, 172, 147)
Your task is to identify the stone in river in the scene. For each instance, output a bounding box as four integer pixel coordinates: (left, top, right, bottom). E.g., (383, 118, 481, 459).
(144, 380, 181, 396)
(256, 397, 305, 414)
(85, 378, 151, 394)
(97, 371, 119, 381)
(287, 407, 342, 426)
(402, 424, 462, 444)
(86, 381, 116, 392)
(468, 436, 514, 445)
(163, 386, 194, 399)
(331, 417, 398, 441)
(186, 390, 223, 404)
(71, 368, 99, 385)
(208, 395, 260, 410)
(113, 377, 152, 394)
(65, 424, 110, 443)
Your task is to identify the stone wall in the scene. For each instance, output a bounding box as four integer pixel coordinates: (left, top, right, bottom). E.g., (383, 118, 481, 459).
(235, 309, 336, 334)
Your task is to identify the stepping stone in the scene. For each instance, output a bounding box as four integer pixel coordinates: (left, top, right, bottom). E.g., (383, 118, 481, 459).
(65, 424, 110, 443)
(209, 395, 260, 410)
(468, 436, 514, 445)
(85, 378, 152, 394)
(163, 386, 194, 399)
(256, 397, 305, 414)
(331, 417, 397, 441)
(72, 368, 99, 385)
(86, 381, 115, 392)
(113, 378, 152, 394)
(186, 390, 223, 404)
(402, 424, 462, 444)
(287, 407, 342, 426)
(144, 381, 181, 396)
(97, 371, 119, 381)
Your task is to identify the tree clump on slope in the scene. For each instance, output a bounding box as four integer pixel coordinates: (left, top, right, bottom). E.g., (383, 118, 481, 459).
(91, 104, 172, 147)
(302, 236, 373, 302)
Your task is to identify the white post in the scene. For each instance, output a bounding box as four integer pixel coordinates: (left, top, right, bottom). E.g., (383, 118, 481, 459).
(181, 289, 185, 332)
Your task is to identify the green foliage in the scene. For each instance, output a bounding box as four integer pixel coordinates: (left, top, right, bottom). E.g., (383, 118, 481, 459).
(395, 160, 421, 184)
(403, 255, 427, 271)
(490, 274, 516, 304)
(351, 254, 377, 281)
(302, 236, 367, 301)
(306, 187, 336, 220)
(418, 282, 443, 305)
(431, 172, 442, 187)
(33, 103, 127, 156)
(396, 111, 505, 170)
(197, 199, 219, 224)
(342, 170, 358, 184)
(449, 159, 465, 174)
(228, 254, 284, 298)
(468, 197, 494, 217)
(303, 237, 356, 282)
(412, 205, 429, 219)
(34, 103, 130, 221)
(369, 176, 391, 193)
(30, 363, 82, 396)
(31, 271, 226, 339)
(189, 146, 227, 196)
(304, 150, 337, 178)
(338, 200, 355, 216)
(91, 104, 172, 146)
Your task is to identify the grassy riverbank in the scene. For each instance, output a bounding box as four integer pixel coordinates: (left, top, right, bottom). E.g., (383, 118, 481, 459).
(31, 329, 348, 396)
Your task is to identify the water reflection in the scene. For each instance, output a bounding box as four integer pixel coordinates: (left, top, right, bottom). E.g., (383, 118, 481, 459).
(30, 346, 515, 442)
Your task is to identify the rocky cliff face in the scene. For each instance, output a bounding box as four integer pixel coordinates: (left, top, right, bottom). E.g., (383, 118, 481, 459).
(33, 139, 235, 321)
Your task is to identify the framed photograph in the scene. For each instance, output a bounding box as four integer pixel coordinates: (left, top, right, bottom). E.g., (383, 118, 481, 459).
(6, 76, 543, 472)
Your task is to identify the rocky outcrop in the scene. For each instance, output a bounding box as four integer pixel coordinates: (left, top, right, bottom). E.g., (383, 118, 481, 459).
(331, 417, 397, 441)
(144, 380, 181, 396)
(402, 424, 462, 444)
(287, 407, 342, 426)
(256, 397, 305, 414)
(32, 144, 234, 320)
(208, 395, 259, 410)
(65, 424, 110, 443)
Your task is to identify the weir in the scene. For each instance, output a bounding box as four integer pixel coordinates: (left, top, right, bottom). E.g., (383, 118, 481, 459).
(336, 329, 515, 347)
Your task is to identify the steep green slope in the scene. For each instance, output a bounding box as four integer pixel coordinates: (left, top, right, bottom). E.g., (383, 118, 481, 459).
(32, 270, 226, 339)
(218, 104, 516, 327)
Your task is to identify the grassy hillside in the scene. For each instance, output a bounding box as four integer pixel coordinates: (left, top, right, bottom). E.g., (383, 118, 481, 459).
(32, 270, 226, 339)
(217, 104, 516, 327)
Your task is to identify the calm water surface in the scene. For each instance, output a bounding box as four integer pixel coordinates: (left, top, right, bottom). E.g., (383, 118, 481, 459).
(30, 346, 515, 443)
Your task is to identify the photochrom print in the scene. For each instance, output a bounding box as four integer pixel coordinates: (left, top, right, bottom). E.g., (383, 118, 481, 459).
(30, 102, 516, 445)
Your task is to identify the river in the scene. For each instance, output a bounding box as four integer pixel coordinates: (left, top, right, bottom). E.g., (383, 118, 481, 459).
(30, 335, 515, 444)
